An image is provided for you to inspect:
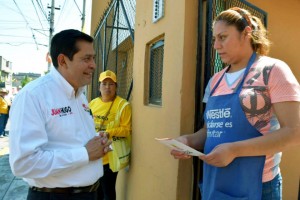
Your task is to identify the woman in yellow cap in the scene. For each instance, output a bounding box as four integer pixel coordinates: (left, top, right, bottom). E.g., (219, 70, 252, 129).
(89, 70, 132, 200)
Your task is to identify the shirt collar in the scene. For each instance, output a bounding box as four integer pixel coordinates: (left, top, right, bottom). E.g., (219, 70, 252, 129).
(50, 68, 85, 99)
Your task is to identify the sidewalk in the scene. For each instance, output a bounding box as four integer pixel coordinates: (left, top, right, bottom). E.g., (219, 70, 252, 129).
(0, 120, 28, 200)
(0, 137, 28, 200)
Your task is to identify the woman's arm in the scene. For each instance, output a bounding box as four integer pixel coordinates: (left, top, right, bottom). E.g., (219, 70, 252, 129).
(235, 101, 300, 155)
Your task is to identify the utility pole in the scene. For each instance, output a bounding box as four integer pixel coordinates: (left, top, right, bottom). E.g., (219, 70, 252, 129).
(81, 0, 86, 31)
(47, 0, 60, 72)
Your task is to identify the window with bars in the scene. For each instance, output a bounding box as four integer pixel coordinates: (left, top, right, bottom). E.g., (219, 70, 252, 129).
(149, 40, 164, 106)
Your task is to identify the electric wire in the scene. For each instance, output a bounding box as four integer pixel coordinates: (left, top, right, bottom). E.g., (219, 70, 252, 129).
(36, 0, 48, 20)
(55, 0, 66, 30)
(55, 0, 73, 30)
(0, 42, 47, 47)
(73, 0, 82, 15)
(31, 0, 47, 36)
(0, 34, 34, 38)
(12, 0, 39, 50)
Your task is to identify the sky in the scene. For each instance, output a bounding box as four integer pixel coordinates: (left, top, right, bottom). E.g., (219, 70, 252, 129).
(0, 0, 92, 75)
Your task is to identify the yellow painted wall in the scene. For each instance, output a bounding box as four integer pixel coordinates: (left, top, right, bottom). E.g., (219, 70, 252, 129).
(247, 1, 300, 199)
(128, 1, 198, 199)
(90, 1, 198, 199)
(247, 0, 300, 80)
(90, 0, 300, 199)
(90, 0, 111, 35)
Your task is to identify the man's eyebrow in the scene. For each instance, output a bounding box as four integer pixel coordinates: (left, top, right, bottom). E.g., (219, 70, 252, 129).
(82, 54, 96, 58)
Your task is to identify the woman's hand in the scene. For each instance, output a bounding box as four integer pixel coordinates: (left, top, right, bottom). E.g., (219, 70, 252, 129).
(170, 128, 207, 160)
(170, 150, 192, 159)
(170, 136, 192, 159)
(199, 143, 236, 167)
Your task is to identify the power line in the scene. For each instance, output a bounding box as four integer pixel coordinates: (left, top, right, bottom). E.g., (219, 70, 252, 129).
(55, 0, 72, 29)
(31, 0, 47, 37)
(32, 28, 48, 37)
(12, 0, 39, 50)
(0, 20, 28, 23)
(0, 34, 34, 38)
(0, 27, 30, 30)
(1, 2, 21, 15)
(55, 0, 67, 29)
(73, 0, 82, 15)
(35, 0, 48, 20)
(0, 42, 47, 47)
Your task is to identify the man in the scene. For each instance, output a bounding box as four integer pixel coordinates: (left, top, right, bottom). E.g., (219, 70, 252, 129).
(0, 88, 9, 137)
(9, 29, 111, 200)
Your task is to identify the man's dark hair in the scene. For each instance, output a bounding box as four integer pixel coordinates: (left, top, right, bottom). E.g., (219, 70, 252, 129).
(50, 29, 94, 68)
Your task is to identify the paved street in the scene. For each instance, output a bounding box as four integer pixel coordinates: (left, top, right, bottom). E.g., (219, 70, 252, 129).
(0, 120, 28, 200)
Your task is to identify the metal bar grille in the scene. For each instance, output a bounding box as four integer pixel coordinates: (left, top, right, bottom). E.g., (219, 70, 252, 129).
(149, 41, 164, 106)
(92, 0, 135, 101)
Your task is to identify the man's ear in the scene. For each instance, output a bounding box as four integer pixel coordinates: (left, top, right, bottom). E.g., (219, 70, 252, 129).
(57, 54, 67, 68)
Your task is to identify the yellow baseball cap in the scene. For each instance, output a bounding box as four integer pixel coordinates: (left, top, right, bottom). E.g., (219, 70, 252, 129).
(98, 70, 117, 82)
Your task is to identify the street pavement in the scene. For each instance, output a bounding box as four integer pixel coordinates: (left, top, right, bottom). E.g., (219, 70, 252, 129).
(0, 120, 28, 200)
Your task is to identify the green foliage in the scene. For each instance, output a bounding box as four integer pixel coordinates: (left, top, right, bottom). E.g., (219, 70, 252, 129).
(21, 76, 32, 88)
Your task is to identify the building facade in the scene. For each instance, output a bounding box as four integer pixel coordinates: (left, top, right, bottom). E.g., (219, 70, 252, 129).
(0, 56, 12, 92)
(12, 72, 41, 88)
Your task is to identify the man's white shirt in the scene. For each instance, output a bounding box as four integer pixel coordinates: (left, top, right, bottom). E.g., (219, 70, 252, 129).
(9, 69, 103, 188)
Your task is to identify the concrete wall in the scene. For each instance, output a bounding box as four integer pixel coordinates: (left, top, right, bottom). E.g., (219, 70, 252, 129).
(127, 1, 198, 199)
(90, 0, 300, 199)
(90, 0, 111, 36)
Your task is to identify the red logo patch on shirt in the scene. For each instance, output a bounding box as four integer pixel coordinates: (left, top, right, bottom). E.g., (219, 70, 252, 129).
(51, 106, 72, 117)
(82, 104, 91, 114)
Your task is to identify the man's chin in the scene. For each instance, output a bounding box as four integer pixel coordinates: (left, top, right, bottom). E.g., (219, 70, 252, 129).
(82, 79, 92, 87)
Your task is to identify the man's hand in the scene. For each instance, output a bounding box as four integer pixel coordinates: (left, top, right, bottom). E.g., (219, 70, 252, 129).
(85, 136, 112, 161)
(98, 131, 109, 139)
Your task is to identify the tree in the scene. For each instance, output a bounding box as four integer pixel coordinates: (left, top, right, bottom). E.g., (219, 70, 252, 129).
(21, 76, 32, 88)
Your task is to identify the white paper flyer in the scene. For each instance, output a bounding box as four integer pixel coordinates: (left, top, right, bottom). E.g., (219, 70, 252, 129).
(155, 138, 204, 156)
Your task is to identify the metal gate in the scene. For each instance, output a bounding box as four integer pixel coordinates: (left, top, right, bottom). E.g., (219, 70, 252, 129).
(193, 0, 267, 199)
(92, 0, 136, 101)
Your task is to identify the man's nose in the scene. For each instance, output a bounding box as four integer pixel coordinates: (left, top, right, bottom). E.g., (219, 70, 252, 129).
(90, 59, 96, 69)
